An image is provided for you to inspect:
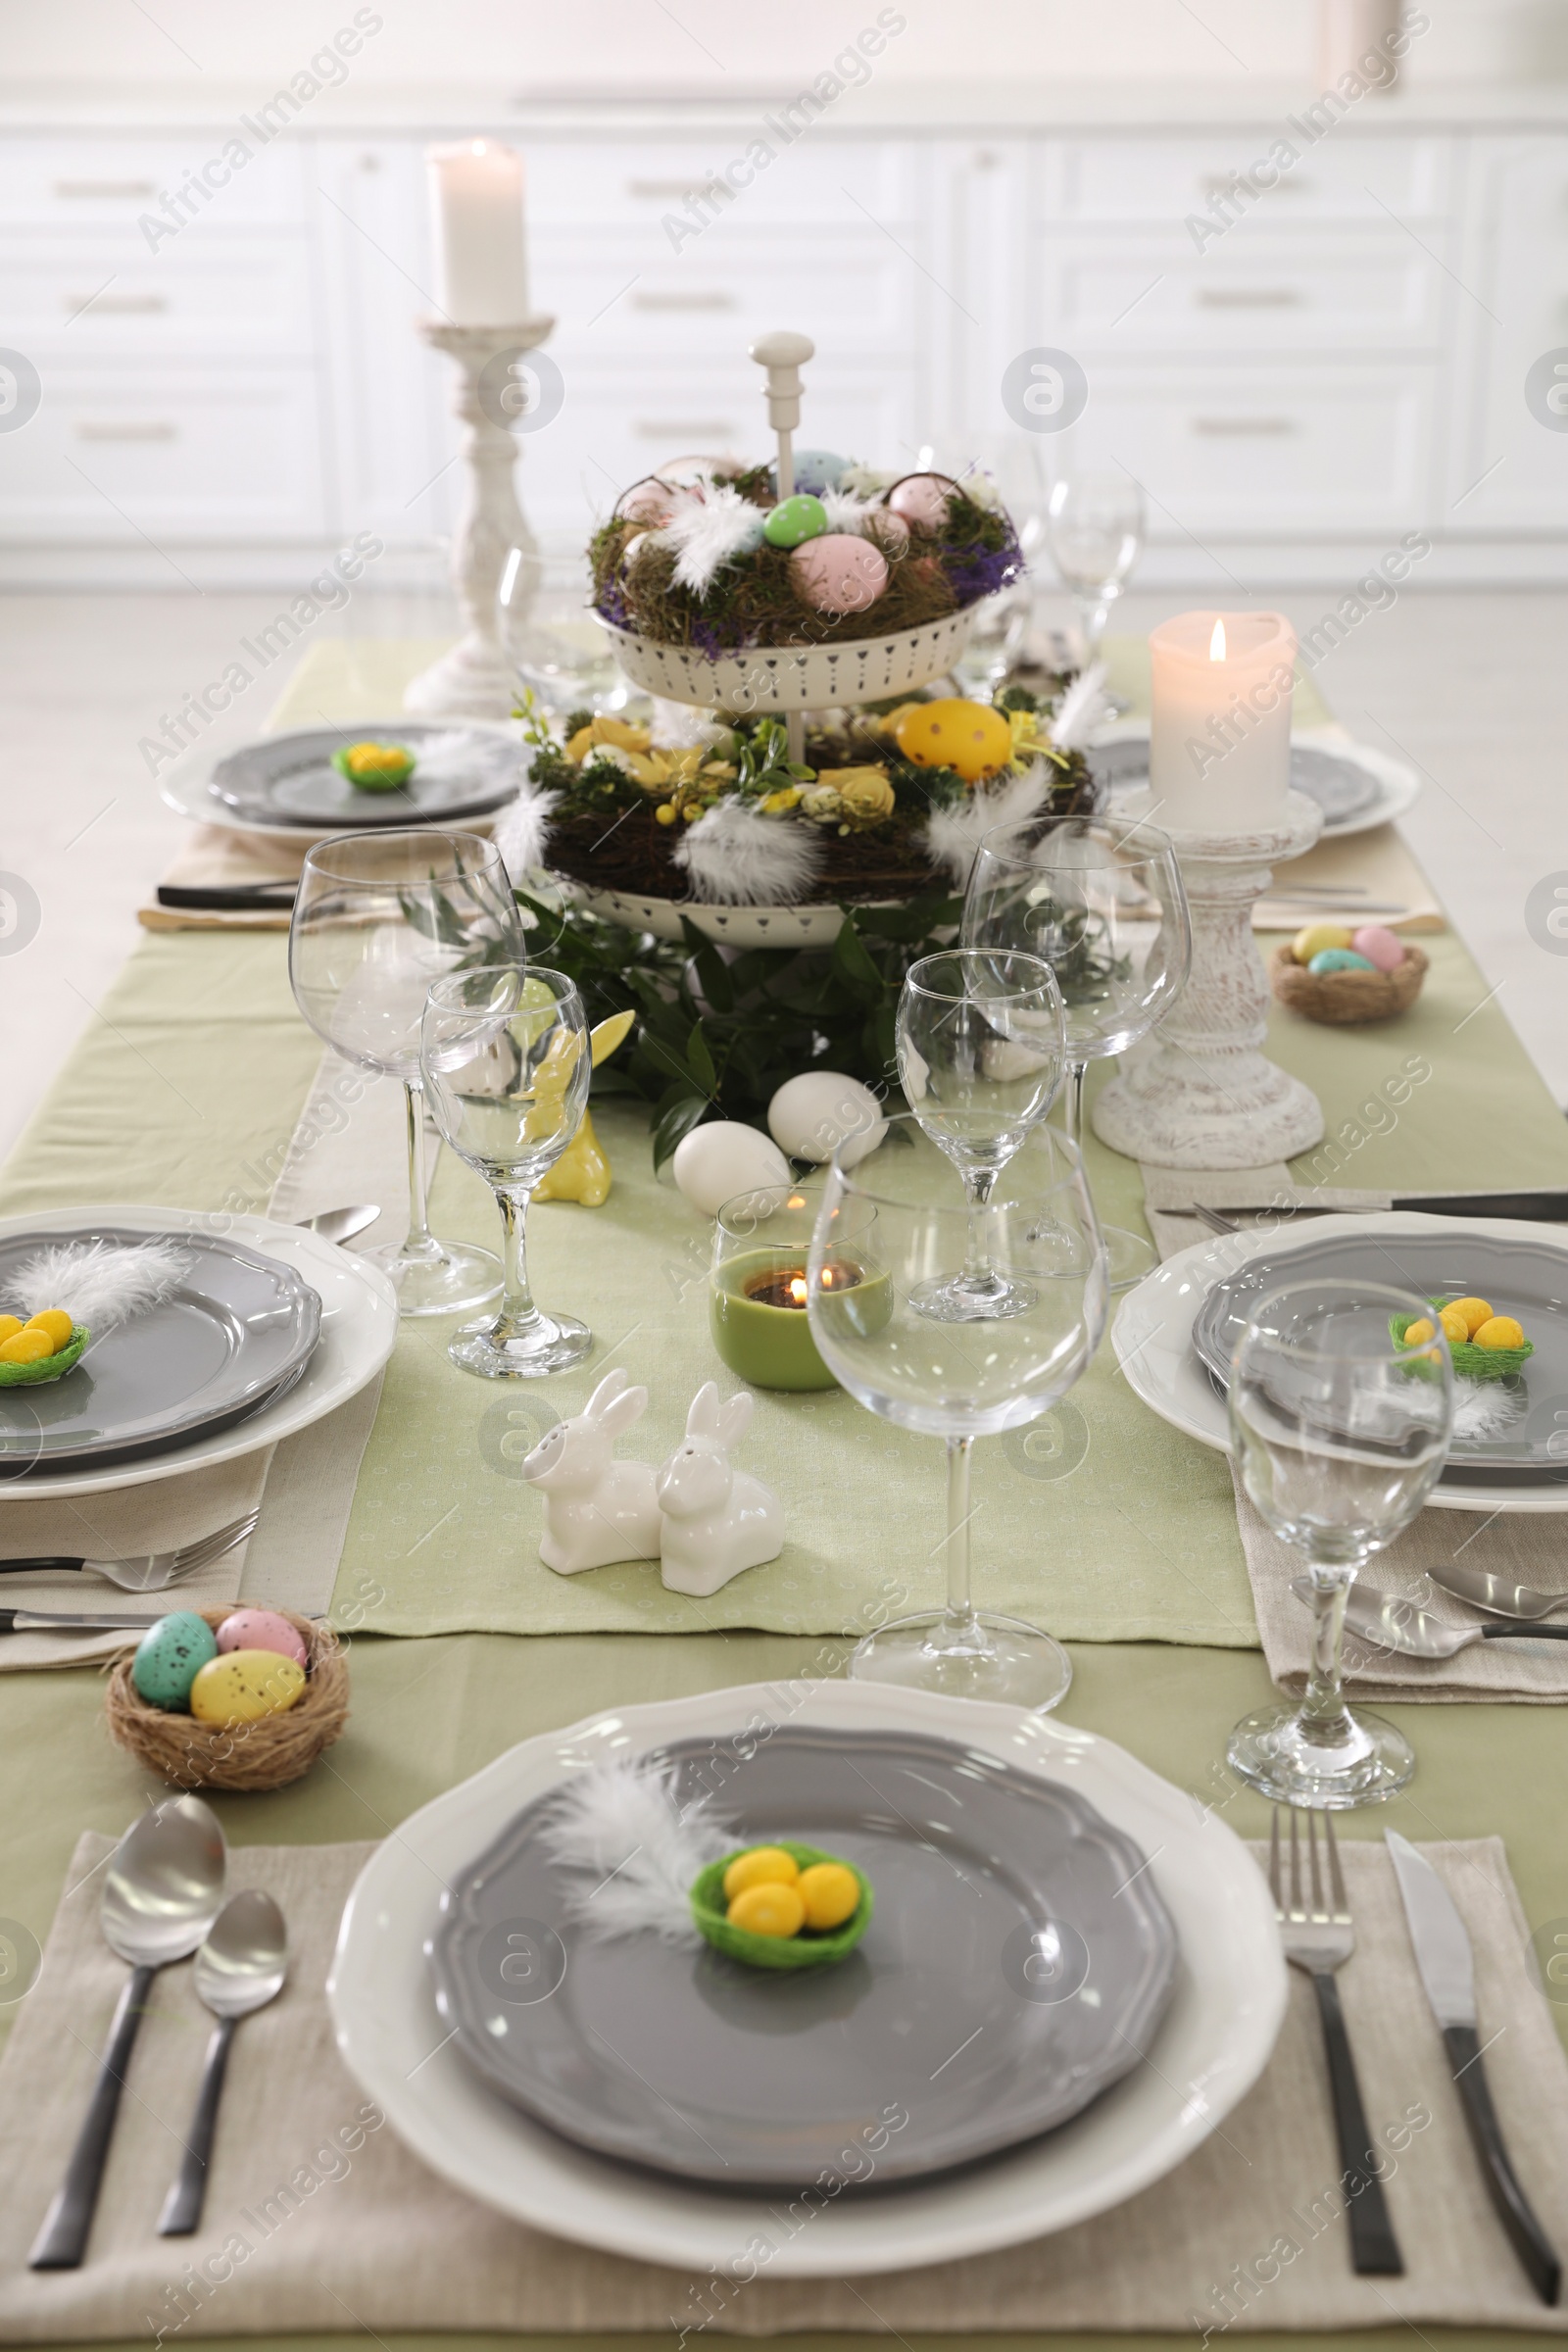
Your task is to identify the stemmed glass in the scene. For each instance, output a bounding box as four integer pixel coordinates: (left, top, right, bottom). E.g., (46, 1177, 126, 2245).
(501, 543, 632, 715)
(1045, 471, 1145, 688)
(419, 963, 593, 1379)
(895, 949, 1065, 1320)
(962, 817, 1191, 1292)
(288, 829, 524, 1316)
(808, 1117, 1106, 1711)
(1226, 1280, 1455, 1809)
(951, 435, 1048, 693)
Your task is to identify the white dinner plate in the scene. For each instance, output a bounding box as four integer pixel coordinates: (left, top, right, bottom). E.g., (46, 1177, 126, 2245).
(1112, 1211, 1568, 1512)
(328, 1680, 1286, 2278)
(0, 1206, 396, 1498)
(1094, 723, 1420, 840)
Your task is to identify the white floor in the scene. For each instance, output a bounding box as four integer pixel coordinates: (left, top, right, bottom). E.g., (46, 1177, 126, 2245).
(1, 586, 1565, 1169)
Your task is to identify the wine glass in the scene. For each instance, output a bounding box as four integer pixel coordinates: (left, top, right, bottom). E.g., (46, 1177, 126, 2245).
(419, 963, 593, 1378)
(288, 830, 524, 1317)
(962, 817, 1191, 1292)
(949, 434, 1048, 693)
(895, 948, 1066, 1320)
(1225, 1280, 1455, 1808)
(1045, 471, 1145, 684)
(808, 1116, 1106, 1711)
(501, 542, 633, 715)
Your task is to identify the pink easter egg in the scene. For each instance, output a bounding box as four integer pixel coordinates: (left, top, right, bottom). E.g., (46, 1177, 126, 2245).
(887, 472, 954, 531)
(789, 533, 889, 615)
(1350, 924, 1406, 973)
(617, 477, 674, 525)
(864, 509, 910, 554)
(217, 1608, 308, 1669)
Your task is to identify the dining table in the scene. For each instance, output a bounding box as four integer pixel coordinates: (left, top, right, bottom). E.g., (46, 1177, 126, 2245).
(3, 635, 1567, 2352)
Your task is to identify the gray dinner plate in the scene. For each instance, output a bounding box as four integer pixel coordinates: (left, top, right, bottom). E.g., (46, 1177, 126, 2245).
(1192, 1227, 1568, 1471)
(207, 723, 521, 829)
(0, 1227, 320, 1476)
(1091, 740, 1380, 825)
(429, 1725, 1178, 2190)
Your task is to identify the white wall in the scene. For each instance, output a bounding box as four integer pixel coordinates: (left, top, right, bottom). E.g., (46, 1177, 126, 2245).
(0, 0, 1560, 98)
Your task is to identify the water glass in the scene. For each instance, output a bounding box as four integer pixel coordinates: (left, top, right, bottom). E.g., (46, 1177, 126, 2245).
(501, 545, 632, 715)
(1045, 472, 1145, 675)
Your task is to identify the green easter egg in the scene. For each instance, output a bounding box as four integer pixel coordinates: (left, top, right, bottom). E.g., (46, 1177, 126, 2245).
(131, 1610, 219, 1712)
(763, 494, 828, 549)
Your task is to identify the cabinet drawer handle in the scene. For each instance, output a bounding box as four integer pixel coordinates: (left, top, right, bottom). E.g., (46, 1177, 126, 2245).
(65, 293, 168, 316)
(1200, 174, 1310, 196)
(626, 177, 720, 199)
(1191, 416, 1298, 436)
(633, 420, 737, 439)
(52, 179, 157, 199)
(631, 291, 737, 312)
(74, 420, 178, 441)
(1195, 288, 1301, 308)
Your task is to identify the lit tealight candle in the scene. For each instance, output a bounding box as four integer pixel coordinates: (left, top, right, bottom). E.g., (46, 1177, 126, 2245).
(1148, 609, 1297, 832)
(426, 139, 529, 326)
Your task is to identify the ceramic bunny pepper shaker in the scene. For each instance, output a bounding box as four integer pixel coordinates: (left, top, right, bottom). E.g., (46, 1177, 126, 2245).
(656, 1382, 783, 1597)
(522, 1367, 662, 1573)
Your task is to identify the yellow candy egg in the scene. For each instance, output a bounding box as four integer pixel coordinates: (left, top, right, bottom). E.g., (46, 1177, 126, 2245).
(1402, 1318, 1436, 1347)
(893, 698, 1013, 782)
(1474, 1315, 1525, 1350)
(188, 1648, 306, 1726)
(1292, 922, 1353, 964)
(726, 1881, 807, 1938)
(24, 1310, 73, 1352)
(1445, 1297, 1494, 1338)
(0, 1316, 22, 1345)
(722, 1845, 800, 1902)
(797, 1861, 860, 1931)
(1438, 1306, 1470, 1346)
(0, 1330, 54, 1364)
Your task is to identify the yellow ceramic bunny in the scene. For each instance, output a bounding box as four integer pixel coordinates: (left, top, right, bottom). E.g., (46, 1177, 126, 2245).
(532, 1010, 636, 1207)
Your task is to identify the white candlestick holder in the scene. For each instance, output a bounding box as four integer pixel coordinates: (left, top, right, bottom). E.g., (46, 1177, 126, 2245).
(1092, 789, 1326, 1170)
(405, 317, 555, 722)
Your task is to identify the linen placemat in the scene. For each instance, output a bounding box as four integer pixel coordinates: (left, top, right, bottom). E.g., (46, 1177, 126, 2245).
(1256, 817, 1444, 933)
(3, 1829, 1565, 2339)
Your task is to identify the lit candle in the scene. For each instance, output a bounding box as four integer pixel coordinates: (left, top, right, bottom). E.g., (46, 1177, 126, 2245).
(426, 140, 529, 326)
(710, 1253, 880, 1392)
(1148, 610, 1297, 832)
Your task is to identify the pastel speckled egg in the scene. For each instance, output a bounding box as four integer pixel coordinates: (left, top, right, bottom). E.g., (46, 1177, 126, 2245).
(791, 448, 849, 495)
(894, 697, 1013, 782)
(763, 493, 828, 549)
(1350, 924, 1406, 972)
(217, 1607, 308, 1669)
(1308, 948, 1377, 975)
(887, 472, 953, 530)
(617, 477, 674, 525)
(189, 1648, 306, 1727)
(1292, 921, 1353, 963)
(789, 533, 888, 615)
(131, 1611, 219, 1712)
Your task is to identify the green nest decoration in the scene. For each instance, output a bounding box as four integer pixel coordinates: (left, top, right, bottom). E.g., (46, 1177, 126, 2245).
(690, 1844, 874, 1972)
(1392, 1306, 1534, 1383)
(330, 743, 416, 791)
(0, 1325, 89, 1385)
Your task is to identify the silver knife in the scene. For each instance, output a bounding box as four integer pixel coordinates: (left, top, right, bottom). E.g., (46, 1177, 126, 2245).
(0, 1610, 161, 1634)
(1186, 1190, 1568, 1222)
(1386, 1830, 1561, 2305)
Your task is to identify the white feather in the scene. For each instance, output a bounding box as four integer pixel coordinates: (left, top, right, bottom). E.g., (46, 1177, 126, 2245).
(1049, 662, 1111, 755)
(675, 799, 824, 906)
(8, 1237, 190, 1331)
(1451, 1381, 1526, 1444)
(816, 488, 879, 535)
(653, 485, 766, 596)
(493, 779, 561, 885)
(650, 699, 726, 751)
(838, 463, 896, 497)
(539, 1757, 736, 1946)
(919, 760, 1055, 891)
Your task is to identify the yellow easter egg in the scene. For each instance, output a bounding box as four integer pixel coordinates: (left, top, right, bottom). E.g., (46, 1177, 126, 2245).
(188, 1648, 306, 1726)
(1402, 1318, 1436, 1347)
(0, 1330, 54, 1364)
(24, 1310, 73, 1352)
(1438, 1306, 1470, 1346)
(726, 1881, 807, 1938)
(0, 1316, 22, 1346)
(722, 1845, 800, 1902)
(1445, 1297, 1494, 1338)
(1474, 1315, 1525, 1350)
(797, 1861, 860, 1931)
(893, 698, 1013, 782)
(1292, 922, 1353, 964)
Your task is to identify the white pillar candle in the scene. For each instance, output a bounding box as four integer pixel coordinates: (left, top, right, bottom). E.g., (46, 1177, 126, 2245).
(1317, 0, 1401, 93)
(427, 140, 528, 326)
(1148, 610, 1297, 833)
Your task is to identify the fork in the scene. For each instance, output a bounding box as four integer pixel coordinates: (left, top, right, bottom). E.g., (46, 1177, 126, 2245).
(1269, 1807, 1404, 2276)
(0, 1511, 260, 1593)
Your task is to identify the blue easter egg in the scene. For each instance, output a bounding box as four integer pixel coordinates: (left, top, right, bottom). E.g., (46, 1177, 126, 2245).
(763, 493, 828, 549)
(131, 1610, 219, 1712)
(791, 449, 849, 495)
(1307, 948, 1377, 975)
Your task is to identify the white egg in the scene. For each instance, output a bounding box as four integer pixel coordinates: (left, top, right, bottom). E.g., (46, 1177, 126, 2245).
(672, 1122, 792, 1217)
(766, 1072, 887, 1167)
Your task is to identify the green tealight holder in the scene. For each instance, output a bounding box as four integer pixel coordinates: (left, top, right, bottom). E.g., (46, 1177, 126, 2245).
(709, 1188, 891, 1392)
(690, 1843, 873, 1972)
(0, 1324, 88, 1385)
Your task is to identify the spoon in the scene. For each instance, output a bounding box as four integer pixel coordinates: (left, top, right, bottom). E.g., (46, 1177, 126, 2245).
(158, 1889, 288, 2235)
(1292, 1578, 1568, 1660)
(30, 1795, 226, 2269)
(1426, 1561, 1568, 1622)
(299, 1204, 379, 1247)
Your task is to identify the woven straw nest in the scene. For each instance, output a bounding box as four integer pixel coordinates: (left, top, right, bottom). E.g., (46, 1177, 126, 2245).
(1270, 941, 1428, 1027)
(104, 1605, 348, 1791)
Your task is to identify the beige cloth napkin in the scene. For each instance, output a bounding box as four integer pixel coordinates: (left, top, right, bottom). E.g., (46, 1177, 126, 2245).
(136, 826, 303, 935)
(1257, 819, 1444, 933)
(2, 1830, 1565, 2339)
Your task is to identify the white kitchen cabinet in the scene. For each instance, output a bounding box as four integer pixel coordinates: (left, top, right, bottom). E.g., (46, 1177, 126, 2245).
(1448, 134, 1568, 529)
(1041, 132, 1453, 225)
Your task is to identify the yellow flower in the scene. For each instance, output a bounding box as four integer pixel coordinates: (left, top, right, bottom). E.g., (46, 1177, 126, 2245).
(566, 714, 652, 762)
(760, 786, 802, 814)
(834, 765, 896, 822)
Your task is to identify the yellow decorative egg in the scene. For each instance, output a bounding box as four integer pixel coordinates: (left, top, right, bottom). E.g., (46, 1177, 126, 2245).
(893, 698, 1013, 782)
(24, 1309, 73, 1352)
(188, 1648, 306, 1726)
(1474, 1315, 1526, 1350)
(1445, 1297, 1494, 1338)
(722, 1844, 800, 1901)
(797, 1861, 860, 1931)
(0, 1330, 53, 1364)
(0, 1316, 22, 1346)
(726, 1881, 807, 1938)
(1292, 922, 1353, 964)
(1438, 1306, 1470, 1346)
(1402, 1318, 1436, 1347)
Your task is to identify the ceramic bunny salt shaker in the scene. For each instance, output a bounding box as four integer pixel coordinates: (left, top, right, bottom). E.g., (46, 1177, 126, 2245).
(522, 1367, 661, 1574)
(656, 1382, 783, 1597)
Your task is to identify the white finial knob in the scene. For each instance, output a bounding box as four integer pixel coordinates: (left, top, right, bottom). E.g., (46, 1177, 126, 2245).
(749, 330, 814, 436)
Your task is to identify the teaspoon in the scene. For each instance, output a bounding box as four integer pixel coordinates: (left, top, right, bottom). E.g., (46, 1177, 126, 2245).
(158, 1890, 288, 2235)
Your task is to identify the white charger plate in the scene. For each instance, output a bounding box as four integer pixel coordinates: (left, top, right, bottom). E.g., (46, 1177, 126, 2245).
(0, 1206, 396, 1498)
(328, 1680, 1286, 2278)
(1112, 1211, 1568, 1513)
(1094, 723, 1420, 840)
